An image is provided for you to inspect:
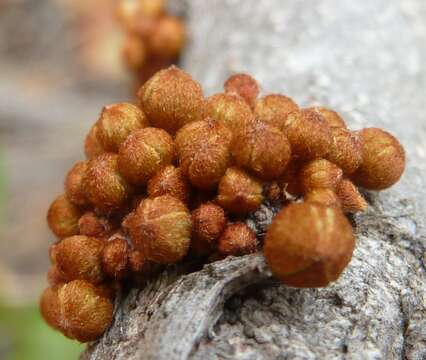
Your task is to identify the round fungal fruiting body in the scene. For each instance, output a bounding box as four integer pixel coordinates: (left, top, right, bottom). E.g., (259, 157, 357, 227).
(255, 94, 299, 130)
(218, 223, 257, 256)
(326, 127, 362, 174)
(64, 161, 89, 206)
(147, 165, 190, 204)
(118, 127, 175, 185)
(147, 17, 186, 58)
(300, 159, 343, 193)
(283, 109, 332, 160)
(304, 188, 341, 208)
(40, 280, 113, 342)
(203, 93, 254, 138)
(264, 202, 355, 288)
(78, 211, 113, 238)
(82, 153, 131, 212)
(224, 73, 259, 109)
(351, 128, 406, 190)
(336, 179, 368, 214)
(84, 123, 105, 159)
(232, 120, 292, 180)
(217, 167, 264, 214)
(47, 194, 81, 238)
(127, 195, 192, 264)
(138, 66, 204, 135)
(97, 103, 148, 152)
(308, 106, 347, 128)
(176, 120, 233, 189)
(52, 235, 105, 284)
(122, 34, 147, 71)
(102, 237, 129, 280)
(47, 265, 67, 286)
(191, 203, 227, 256)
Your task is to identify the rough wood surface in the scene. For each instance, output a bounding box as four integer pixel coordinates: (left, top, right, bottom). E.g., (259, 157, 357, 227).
(83, 0, 426, 359)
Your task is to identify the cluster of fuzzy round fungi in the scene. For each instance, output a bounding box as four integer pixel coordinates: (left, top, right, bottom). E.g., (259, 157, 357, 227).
(40, 66, 406, 343)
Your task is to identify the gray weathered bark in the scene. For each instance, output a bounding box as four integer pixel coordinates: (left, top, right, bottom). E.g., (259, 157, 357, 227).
(83, 1, 426, 359)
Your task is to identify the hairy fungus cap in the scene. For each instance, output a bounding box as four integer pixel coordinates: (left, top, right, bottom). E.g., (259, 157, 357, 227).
(118, 127, 175, 185)
(147, 16, 186, 58)
(102, 237, 130, 280)
(218, 223, 257, 256)
(47, 194, 81, 238)
(217, 167, 264, 214)
(224, 73, 259, 108)
(53, 235, 105, 284)
(127, 195, 192, 264)
(82, 153, 131, 212)
(304, 188, 341, 208)
(336, 178, 368, 214)
(255, 94, 299, 130)
(307, 106, 347, 128)
(138, 66, 204, 134)
(84, 123, 105, 159)
(264, 202, 355, 288)
(232, 120, 292, 180)
(78, 211, 114, 238)
(351, 128, 406, 190)
(64, 161, 89, 206)
(300, 159, 343, 193)
(191, 202, 227, 256)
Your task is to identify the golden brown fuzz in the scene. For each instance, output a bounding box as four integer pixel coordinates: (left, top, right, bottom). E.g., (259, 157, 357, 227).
(84, 123, 105, 159)
(300, 159, 343, 193)
(307, 106, 347, 128)
(218, 223, 257, 256)
(102, 237, 130, 280)
(255, 94, 299, 130)
(64, 161, 89, 206)
(47, 194, 81, 239)
(224, 73, 260, 109)
(336, 179, 368, 214)
(304, 188, 341, 208)
(78, 211, 114, 238)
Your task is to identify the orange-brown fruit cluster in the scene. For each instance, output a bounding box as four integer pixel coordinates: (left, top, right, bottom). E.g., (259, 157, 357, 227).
(117, 0, 186, 84)
(42, 66, 406, 342)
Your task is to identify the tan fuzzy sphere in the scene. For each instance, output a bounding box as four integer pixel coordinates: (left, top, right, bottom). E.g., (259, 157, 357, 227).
(351, 128, 406, 190)
(217, 167, 264, 214)
(304, 188, 341, 208)
(336, 179, 368, 214)
(255, 94, 299, 130)
(203, 93, 254, 138)
(218, 223, 257, 256)
(97, 103, 148, 153)
(176, 120, 233, 189)
(308, 106, 347, 128)
(78, 211, 114, 238)
(82, 153, 131, 212)
(224, 73, 259, 108)
(118, 127, 175, 185)
(264, 202, 355, 288)
(47, 194, 81, 238)
(102, 237, 130, 280)
(191, 203, 227, 256)
(138, 66, 204, 135)
(127, 195, 192, 264)
(64, 161, 89, 206)
(147, 165, 190, 204)
(300, 159, 343, 193)
(52, 235, 105, 284)
(40, 280, 113, 342)
(84, 123, 105, 159)
(283, 109, 332, 160)
(147, 17, 186, 58)
(122, 34, 147, 71)
(232, 120, 292, 180)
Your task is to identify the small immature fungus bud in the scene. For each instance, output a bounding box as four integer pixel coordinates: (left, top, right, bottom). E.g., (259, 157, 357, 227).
(127, 195, 192, 264)
(304, 188, 341, 208)
(232, 120, 291, 180)
(264, 202, 355, 288)
(47, 194, 81, 238)
(102, 237, 130, 280)
(307, 106, 347, 128)
(336, 179, 368, 214)
(78, 211, 113, 238)
(82, 153, 131, 212)
(191, 202, 227, 256)
(203, 93, 254, 138)
(138, 66, 204, 134)
(224, 73, 260, 109)
(118, 127, 175, 185)
(52, 235, 105, 284)
(217, 167, 263, 214)
(326, 127, 362, 174)
(97, 103, 148, 152)
(64, 161, 89, 206)
(351, 128, 406, 190)
(40, 280, 113, 342)
(300, 159, 343, 193)
(147, 165, 190, 204)
(176, 120, 232, 189)
(84, 123, 105, 159)
(255, 94, 299, 131)
(147, 17, 186, 58)
(218, 223, 257, 256)
(283, 109, 332, 160)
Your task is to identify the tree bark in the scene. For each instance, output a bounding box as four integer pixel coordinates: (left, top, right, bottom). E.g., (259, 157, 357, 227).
(83, 1, 426, 359)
